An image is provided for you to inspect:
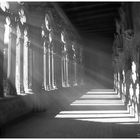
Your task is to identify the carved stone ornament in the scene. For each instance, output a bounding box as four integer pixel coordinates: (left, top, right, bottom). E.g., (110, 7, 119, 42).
(4, 17, 11, 44)
(123, 29, 134, 40)
(0, 1, 9, 12)
(45, 14, 51, 31)
(132, 61, 137, 84)
(61, 31, 66, 44)
(19, 9, 26, 25)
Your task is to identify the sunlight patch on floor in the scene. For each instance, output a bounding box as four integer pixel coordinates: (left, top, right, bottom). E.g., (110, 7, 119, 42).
(55, 113, 134, 118)
(89, 89, 115, 92)
(55, 89, 139, 124)
(71, 99, 124, 105)
(87, 91, 117, 94)
(81, 94, 119, 99)
(56, 110, 130, 114)
(76, 117, 139, 123)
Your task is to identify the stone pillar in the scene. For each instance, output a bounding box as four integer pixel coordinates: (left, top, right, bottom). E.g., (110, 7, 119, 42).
(3, 17, 16, 96)
(72, 43, 78, 86)
(61, 49, 65, 87)
(61, 32, 65, 87)
(43, 41, 47, 90)
(15, 25, 20, 94)
(65, 45, 69, 87)
(15, 24, 25, 94)
(3, 17, 10, 96)
(20, 27, 25, 93)
(28, 41, 33, 92)
(50, 39, 56, 89)
(41, 27, 47, 91)
(47, 42, 51, 90)
(23, 28, 32, 93)
(61, 43, 67, 87)
(0, 16, 5, 97)
(61, 31, 70, 87)
(0, 49, 4, 96)
(9, 19, 17, 95)
(3, 46, 8, 95)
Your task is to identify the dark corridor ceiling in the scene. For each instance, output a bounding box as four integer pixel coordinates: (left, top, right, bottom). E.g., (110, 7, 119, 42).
(58, 2, 121, 39)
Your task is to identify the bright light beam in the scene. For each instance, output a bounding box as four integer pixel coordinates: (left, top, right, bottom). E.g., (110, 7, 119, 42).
(55, 113, 133, 119)
(71, 100, 124, 104)
(89, 89, 115, 92)
(80, 94, 120, 99)
(76, 117, 138, 123)
(57, 110, 130, 114)
(87, 91, 117, 94)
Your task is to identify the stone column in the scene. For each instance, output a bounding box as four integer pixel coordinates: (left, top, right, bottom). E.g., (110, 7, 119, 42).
(43, 41, 47, 90)
(15, 24, 25, 94)
(41, 27, 47, 91)
(23, 28, 32, 93)
(72, 43, 77, 86)
(28, 41, 33, 92)
(42, 30, 50, 91)
(3, 47, 8, 95)
(0, 16, 5, 97)
(61, 31, 70, 87)
(65, 44, 69, 87)
(61, 44, 66, 87)
(20, 27, 25, 93)
(9, 19, 17, 95)
(15, 25, 21, 94)
(0, 49, 4, 96)
(50, 41, 55, 89)
(3, 17, 10, 96)
(50, 31, 57, 90)
(3, 17, 16, 96)
(47, 35, 51, 90)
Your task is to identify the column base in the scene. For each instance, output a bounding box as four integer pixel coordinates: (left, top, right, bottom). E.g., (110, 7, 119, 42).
(25, 88, 34, 94)
(66, 83, 70, 87)
(130, 104, 135, 116)
(46, 85, 52, 91)
(20, 86, 25, 94)
(73, 82, 78, 87)
(51, 83, 57, 90)
(62, 82, 66, 88)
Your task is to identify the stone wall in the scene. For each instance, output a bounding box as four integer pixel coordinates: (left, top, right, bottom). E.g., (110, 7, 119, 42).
(0, 2, 84, 126)
(112, 2, 140, 121)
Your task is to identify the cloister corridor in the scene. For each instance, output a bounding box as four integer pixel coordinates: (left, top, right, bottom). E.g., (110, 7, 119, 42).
(0, 2, 140, 138)
(1, 77, 139, 138)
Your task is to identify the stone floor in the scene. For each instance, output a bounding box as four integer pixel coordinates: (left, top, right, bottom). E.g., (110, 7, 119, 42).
(0, 84, 139, 138)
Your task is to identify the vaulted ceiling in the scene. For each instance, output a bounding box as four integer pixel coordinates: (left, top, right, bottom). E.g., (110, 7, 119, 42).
(58, 2, 121, 39)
